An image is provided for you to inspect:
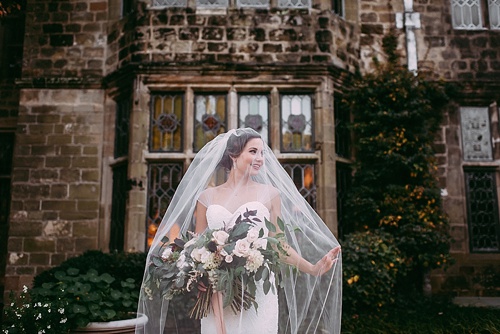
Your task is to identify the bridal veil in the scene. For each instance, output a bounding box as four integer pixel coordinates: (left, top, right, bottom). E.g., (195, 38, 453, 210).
(137, 128, 342, 334)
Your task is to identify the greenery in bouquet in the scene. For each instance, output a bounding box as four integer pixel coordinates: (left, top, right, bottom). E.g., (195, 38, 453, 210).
(143, 209, 289, 319)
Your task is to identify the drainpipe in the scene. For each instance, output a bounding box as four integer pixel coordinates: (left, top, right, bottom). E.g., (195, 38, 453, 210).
(396, 0, 421, 72)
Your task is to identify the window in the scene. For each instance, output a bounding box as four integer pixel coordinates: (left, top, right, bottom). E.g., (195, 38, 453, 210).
(194, 94, 227, 152)
(451, 0, 500, 30)
(147, 163, 183, 248)
(332, 0, 344, 16)
(278, 0, 310, 8)
(0, 15, 25, 82)
(281, 94, 314, 153)
(197, 0, 229, 8)
(152, 0, 187, 7)
(110, 97, 131, 251)
(237, 0, 269, 8)
(460, 107, 493, 162)
(283, 163, 317, 209)
(150, 93, 184, 152)
(464, 168, 500, 252)
(238, 94, 269, 144)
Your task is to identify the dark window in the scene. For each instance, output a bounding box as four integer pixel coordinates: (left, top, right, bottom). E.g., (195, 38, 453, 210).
(114, 98, 131, 158)
(332, 0, 344, 16)
(109, 163, 128, 251)
(336, 162, 352, 238)
(0, 15, 25, 82)
(334, 95, 351, 159)
(464, 168, 500, 252)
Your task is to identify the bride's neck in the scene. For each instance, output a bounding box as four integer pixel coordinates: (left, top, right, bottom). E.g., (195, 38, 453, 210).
(226, 171, 252, 188)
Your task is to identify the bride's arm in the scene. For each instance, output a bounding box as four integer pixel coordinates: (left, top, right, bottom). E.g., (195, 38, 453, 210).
(195, 201, 208, 234)
(270, 194, 340, 277)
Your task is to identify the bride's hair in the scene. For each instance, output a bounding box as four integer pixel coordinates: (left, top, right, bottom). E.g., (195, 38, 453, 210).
(219, 129, 261, 170)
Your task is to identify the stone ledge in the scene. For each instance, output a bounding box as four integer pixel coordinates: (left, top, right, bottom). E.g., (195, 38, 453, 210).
(15, 77, 103, 89)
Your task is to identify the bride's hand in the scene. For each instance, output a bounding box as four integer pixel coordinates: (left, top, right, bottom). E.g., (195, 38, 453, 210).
(311, 246, 341, 276)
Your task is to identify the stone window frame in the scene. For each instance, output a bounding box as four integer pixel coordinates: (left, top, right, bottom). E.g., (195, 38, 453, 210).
(148, 0, 340, 10)
(450, 0, 500, 30)
(142, 84, 320, 248)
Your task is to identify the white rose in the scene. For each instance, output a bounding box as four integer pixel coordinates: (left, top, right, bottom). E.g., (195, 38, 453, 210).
(191, 247, 205, 262)
(225, 254, 233, 263)
(213, 230, 230, 245)
(233, 239, 251, 257)
(176, 253, 188, 269)
(252, 238, 267, 249)
(246, 227, 260, 243)
(161, 247, 173, 260)
(200, 248, 212, 263)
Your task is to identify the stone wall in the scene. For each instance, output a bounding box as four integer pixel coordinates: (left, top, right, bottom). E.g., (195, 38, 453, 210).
(5, 89, 105, 291)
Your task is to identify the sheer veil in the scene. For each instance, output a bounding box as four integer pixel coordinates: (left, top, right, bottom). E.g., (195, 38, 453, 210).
(137, 128, 342, 334)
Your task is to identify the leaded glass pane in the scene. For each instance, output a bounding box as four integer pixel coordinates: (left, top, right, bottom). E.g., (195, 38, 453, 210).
(332, 0, 344, 16)
(197, 0, 229, 7)
(451, 0, 483, 29)
(151, 0, 187, 7)
(194, 94, 227, 152)
(278, 0, 310, 8)
(147, 163, 183, 248)
(238, 95, 269, 144)
(460, 107, 492, 162)
(281, 94, 314, 152)
(114, 98, 131, 158)
(237, 0, 269, 8)
(489, 0, 500, 29)
(283, 163, 316, 209)
(464, 169, 500, 253)
(150, 94, 184, 152)
(110, 163, 128, 252)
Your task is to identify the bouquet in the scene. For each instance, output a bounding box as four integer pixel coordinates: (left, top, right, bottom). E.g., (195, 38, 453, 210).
(142, 209, 288, 319)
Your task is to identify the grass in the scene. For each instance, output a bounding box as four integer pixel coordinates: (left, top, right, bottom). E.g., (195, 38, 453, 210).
(341, 297, 500, 334)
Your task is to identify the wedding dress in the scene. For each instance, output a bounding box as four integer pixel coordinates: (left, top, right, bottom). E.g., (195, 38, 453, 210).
(201, 201, 279, 334)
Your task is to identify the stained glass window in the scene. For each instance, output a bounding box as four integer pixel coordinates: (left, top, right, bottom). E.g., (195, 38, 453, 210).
(489, 0, 500, 29)
(147, 163, 183, 248)
(150, 94, 184, 152)
(464, 168, 500, 253)
(278, 0, 311, 8)
(237, 0, 269, 8)
(151, 0, 187, 7)
(283, 163, 316, 209)
(197, 0, 229, 7)
(281, 94, 314, 152)
(238, 94, 269, 144)
(194, 94, 227, 152)
(451, 0, 483, 29)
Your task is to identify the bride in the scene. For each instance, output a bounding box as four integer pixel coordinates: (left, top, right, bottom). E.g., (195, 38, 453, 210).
(137, 128, 342, 334)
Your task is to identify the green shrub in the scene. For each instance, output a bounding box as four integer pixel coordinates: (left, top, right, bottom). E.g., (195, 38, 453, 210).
(342, 230, 405, 314)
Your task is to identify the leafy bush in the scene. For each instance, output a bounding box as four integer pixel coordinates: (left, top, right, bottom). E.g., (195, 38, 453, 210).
(342, 31, 454, 292)
(2, 251, 147, 333)
(342, 230, 405, 313)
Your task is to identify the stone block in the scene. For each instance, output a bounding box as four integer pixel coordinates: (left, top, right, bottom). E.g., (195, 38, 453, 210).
(74, 237, 98, 251)
(50, 184, 69, 199)
(90, 1, 107, 11)
(43, 23, 63, 34)
(69, 184, 99, 199)
(81, 170, 100, 182)
(30, 253, 50, 265)
(24, 238, 56, 253)
(77, 200, 99, 211)
(59, 211, 98, 220)
(45, 156, 71, 168)
(73, 221, 99, 237)
(56, 238, 75, 252)
(51, 253, 67, 266)
(7, 238, 23, 253)
(202, 28, 223, 40)
(43, 220, 72, 237)
(50, 34, 74, 47)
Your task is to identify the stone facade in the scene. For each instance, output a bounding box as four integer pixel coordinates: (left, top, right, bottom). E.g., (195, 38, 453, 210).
(0, 0, 499, 302)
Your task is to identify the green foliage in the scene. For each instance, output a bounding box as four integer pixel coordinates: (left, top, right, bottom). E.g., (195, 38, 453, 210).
(342, 230, 405, 313)
(343, 39, 454, 285)
(31, 268, 138, 329)
(2, 251, 147, 333)
(342, 296, 500, 334)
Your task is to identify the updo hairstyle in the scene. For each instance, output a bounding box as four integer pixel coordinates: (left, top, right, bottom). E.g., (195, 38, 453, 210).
(219, 130, 261, 170)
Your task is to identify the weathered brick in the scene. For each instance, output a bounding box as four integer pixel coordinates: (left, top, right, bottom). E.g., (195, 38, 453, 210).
(74, 238, 98, 251)
(90, 1, 107, 11)
(43, 23, 63, 34)
(13, 157, 44, 168)
(24, 238, 56, 253)
(45, 156, 71, 168)
(73, 221, 99, 237)
(81, 170, 100, 182)
(50, 184, 69, 198)
(59, 211, 98, 220)
(56, 238, 75, 252)
(30, 253, 50, 265)
(69, 184, 99, 199)
(77, 200, 99, 211)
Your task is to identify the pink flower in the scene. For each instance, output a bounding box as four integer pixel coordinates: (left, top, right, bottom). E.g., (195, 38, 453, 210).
(233, 239, 251, 257)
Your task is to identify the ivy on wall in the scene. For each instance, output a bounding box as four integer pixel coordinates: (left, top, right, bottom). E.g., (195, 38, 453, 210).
(342, 30, 455, 297)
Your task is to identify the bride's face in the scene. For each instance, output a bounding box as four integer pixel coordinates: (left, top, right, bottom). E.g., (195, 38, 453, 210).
(234, 138, 264, 176)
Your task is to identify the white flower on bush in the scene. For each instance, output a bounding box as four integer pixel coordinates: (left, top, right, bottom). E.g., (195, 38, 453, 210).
(233, 239, 251, 257)
(161, 247, 173, 260)
(245, 249, 264, 272)
(246, 227, 260, 243)
(213, 230, 229, 245)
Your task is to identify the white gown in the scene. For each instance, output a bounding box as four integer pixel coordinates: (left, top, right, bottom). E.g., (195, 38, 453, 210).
(201, 201, 279, 334)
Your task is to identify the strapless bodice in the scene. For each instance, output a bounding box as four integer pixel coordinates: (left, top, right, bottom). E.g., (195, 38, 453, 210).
(206, 201, 270, 233)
